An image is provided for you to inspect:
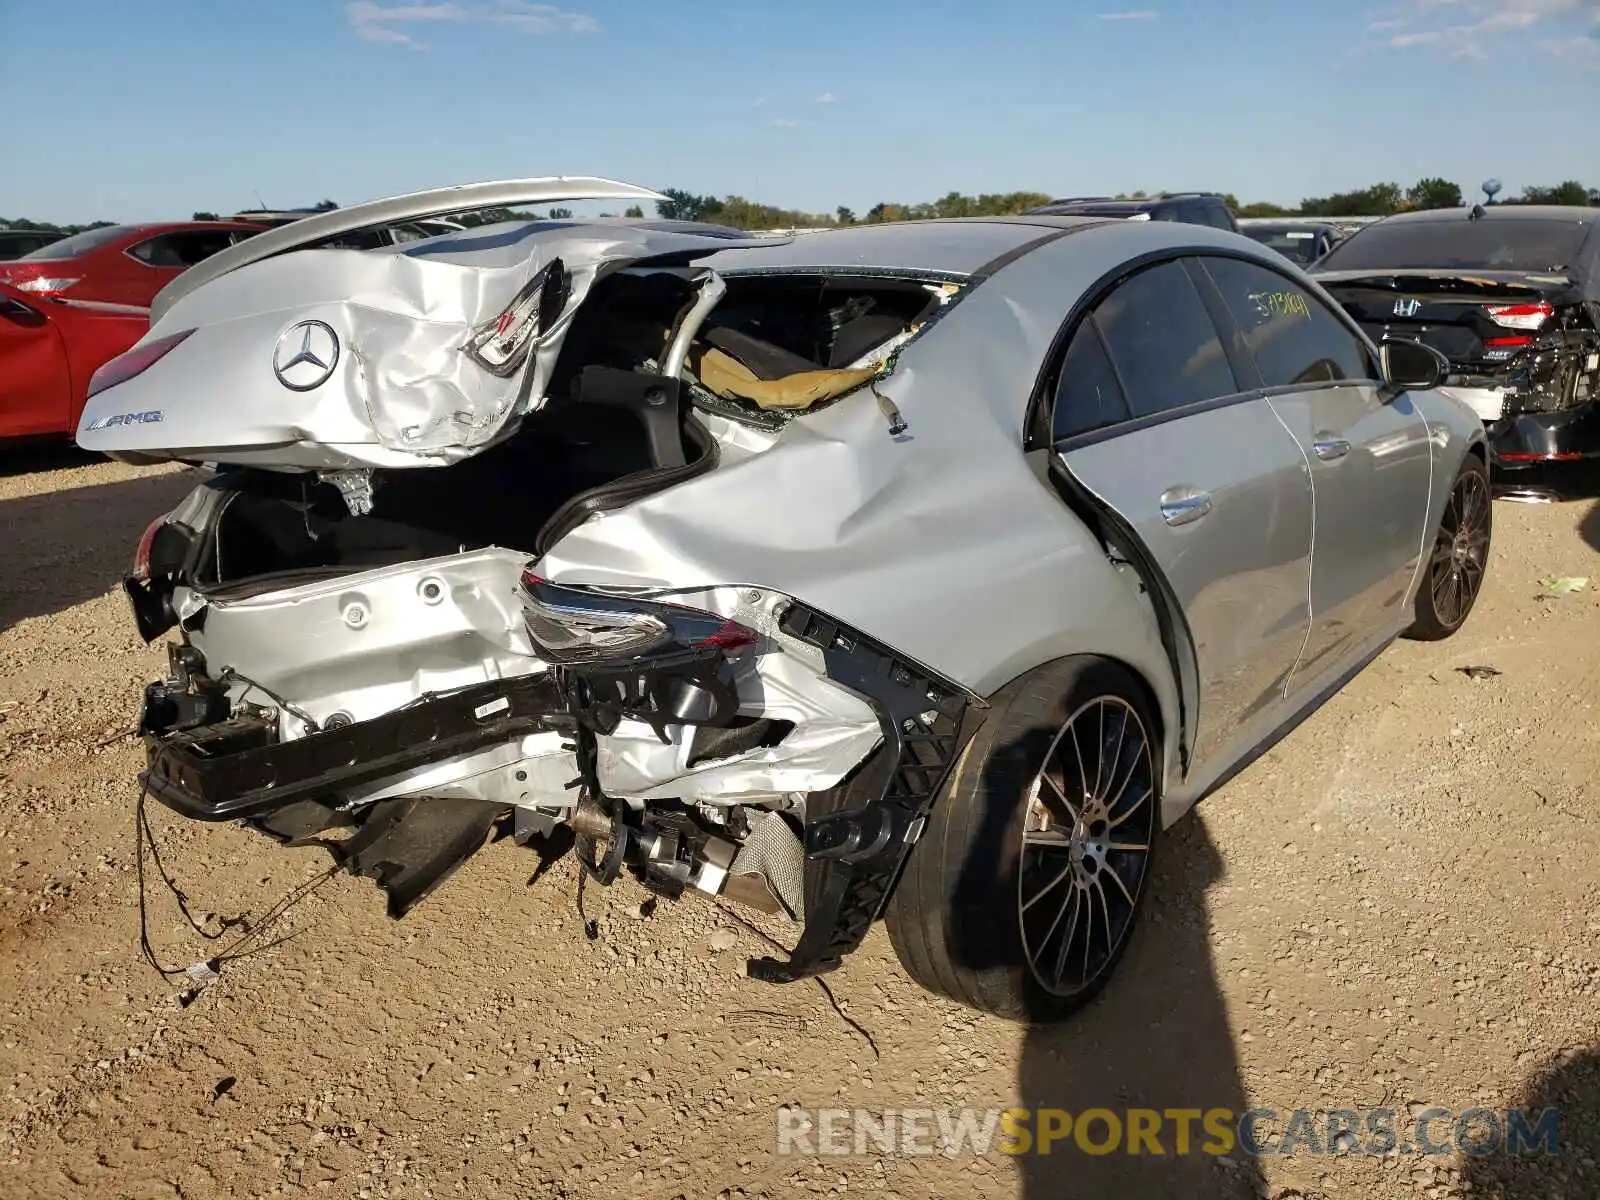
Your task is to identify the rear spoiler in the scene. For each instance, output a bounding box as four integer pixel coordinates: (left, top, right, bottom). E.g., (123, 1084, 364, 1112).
(150, 177, 666, 323)
(1313, 269, 1574, 296)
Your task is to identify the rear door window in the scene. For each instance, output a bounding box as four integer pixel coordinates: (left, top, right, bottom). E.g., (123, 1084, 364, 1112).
(1092, 261, 1240, 417)
(1201, 256, 1377, 387)
(1050, 319, 1130, 440)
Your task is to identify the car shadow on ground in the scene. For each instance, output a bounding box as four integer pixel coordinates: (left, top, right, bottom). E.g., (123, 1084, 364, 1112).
(0, 454, 198, 630)
(1460, 1046, 1599, 1199)
(0, 441, 102, 479)
(1493, 459, 1600, 555)
(1012, 818, 1263, 1199)
(1579, 498, 1600, 555)
(940, 736, 1263, 1200)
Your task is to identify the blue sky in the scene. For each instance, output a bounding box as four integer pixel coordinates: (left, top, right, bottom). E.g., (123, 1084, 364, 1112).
(2, 1, 1596, 223)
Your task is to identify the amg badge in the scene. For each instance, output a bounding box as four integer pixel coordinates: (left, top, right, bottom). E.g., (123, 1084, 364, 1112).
(83, 409, 164, 432)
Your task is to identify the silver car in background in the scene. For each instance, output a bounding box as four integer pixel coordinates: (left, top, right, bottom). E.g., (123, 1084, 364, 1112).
(79, 178, 1490, 1022)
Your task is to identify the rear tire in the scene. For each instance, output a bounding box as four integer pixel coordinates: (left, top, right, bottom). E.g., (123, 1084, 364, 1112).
(1405, 453, 1491, 641)
(884, 657, 1160, 1023)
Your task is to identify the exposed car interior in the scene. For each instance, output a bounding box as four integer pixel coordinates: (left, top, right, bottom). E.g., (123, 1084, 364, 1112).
(193, 269, 949, 591)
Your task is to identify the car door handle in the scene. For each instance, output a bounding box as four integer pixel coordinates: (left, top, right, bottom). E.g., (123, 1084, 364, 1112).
(1159, 488, 1212, 527)
(1312, 436, 1351, 461)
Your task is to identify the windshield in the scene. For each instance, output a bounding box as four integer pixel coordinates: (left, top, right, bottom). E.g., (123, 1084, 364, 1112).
(18, 225, 129, 260)
(1244, 228, 1323, 265)
(1316, 218, 1589, 273)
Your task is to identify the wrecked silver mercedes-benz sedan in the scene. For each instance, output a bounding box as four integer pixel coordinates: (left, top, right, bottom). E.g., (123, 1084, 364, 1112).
(80, 178, 1491, 1021)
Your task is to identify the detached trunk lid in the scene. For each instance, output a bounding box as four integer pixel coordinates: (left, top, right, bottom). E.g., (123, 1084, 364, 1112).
(1314, 268, 1578, 373)
(76, 181, 784, 471)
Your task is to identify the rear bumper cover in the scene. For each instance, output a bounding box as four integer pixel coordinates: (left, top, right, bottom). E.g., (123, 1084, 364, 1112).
(741, 603, 971, 982)
(1487, 402, 1600, 466)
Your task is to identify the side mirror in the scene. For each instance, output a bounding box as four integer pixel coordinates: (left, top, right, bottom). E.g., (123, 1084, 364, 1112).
(1379, 337, 1448, 393)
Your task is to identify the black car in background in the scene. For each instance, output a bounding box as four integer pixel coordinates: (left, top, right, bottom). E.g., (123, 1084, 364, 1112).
(1026, 192, 1239, 232)
(1240, 220, 1345, 266)
(1313, 205, 1600, 469)
(0, 228, 66, 261)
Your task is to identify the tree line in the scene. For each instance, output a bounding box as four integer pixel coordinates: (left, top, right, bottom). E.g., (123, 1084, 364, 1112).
(645, 178, 1600, 228)
(6, 177, 1594, 237)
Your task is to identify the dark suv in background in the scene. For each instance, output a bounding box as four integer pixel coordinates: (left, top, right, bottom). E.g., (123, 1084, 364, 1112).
(1239, 220, 1347, 266)
(1026, 192, 1239, 231)
(0, 228, 67, 261)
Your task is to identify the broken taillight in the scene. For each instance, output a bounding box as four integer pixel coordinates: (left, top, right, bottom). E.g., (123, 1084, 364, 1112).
(131, 514, 166, 583)
(696, 619, 761, 653)
(1482, 302, 1553, 331)
(86, 328, 195, 400)
(519, 572, 760, 665)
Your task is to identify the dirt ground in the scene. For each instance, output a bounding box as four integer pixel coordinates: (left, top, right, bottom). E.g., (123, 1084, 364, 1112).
(1, 448, 1596, 1200)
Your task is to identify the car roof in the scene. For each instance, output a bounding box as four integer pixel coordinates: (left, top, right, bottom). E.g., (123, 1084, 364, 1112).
(694, 216, 1113, 276)
(1377, 205, 1596, 225)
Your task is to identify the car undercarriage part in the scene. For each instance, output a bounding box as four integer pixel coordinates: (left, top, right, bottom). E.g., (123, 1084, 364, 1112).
(727, 809, 806, 918)
(341, 795, 509, 918)
(571, 794, 741, 898)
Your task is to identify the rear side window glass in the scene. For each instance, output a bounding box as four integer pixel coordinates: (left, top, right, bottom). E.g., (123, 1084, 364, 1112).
(1092, 261, 1238, 417)
(171, 232, 237, 264)
(307, 228, 391, 250)
(1051, 320, 1130, 440)
(1202, 256, 1377, 387)
(130, 232, 236, 267)
(127, 237, 176, 266)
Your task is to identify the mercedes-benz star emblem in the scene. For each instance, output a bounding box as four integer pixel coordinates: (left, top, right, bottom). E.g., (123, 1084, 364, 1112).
(273, 320, 340, 391)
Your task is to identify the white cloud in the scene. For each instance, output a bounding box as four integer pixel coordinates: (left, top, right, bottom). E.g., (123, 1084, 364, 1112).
(1539, 28, 1600, 62)
(815, 91, 840, 104)
(493, 1, 600, 34)
(1370, 0, 1595, 60)
(767, 118, 802, 129)
(1097, 10, 1158, 19)
(348, 1, 598, 48)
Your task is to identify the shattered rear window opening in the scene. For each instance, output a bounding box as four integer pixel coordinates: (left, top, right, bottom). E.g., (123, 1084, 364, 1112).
(651, 268, 968, 426)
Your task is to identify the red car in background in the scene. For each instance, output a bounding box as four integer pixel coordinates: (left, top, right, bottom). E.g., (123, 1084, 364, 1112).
(0, 220, 265, 308)
(0, 283, 150, 441)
